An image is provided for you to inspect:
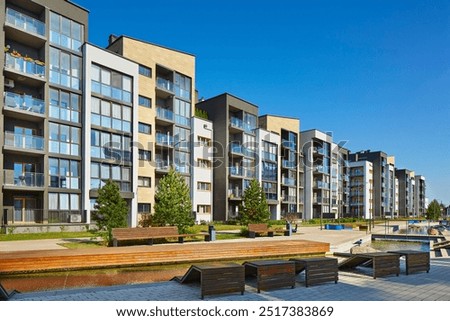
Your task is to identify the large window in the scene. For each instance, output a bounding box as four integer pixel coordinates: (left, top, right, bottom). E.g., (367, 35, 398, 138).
(174, 151, 190, 174)
(49, 88, 80, 123)
(91, 97, 131, 132)
(90, 162, 131, 191)
(49, 12, 84, 52)
(262, 161, 277, 182)
(138, 95, 152, 108)
(49, 193, 80, 211)
(174, 126, 190, 149)
(49, 123, 80, 156)
(49, 47, 81, 90)
(174, 73, 191, 100)
(174, 99, 191, 127)
(138, 149, 151, 161)
(138, 122, 151, 135)
(91, 130, 131, 162)
(49, 158, 80, 189)
(91, 64, 132, 103)
(138, 176, 151, 187)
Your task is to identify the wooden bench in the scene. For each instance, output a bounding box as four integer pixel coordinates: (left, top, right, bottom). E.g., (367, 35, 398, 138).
(290, 257, 338, 287)
(111, 226, 209, 247)
(172, 263, 245, 299)
(339, 252, 401, 279)
(243, 259, 296, 292)
(388, 250, 430, 275)
(248, 223, 285, 238)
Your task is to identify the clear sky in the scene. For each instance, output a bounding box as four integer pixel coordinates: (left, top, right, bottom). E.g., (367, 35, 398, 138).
(75, 0, 450, 205)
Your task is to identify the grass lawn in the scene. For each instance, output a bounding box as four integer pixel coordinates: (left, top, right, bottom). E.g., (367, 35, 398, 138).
(0, 231, 97, 242)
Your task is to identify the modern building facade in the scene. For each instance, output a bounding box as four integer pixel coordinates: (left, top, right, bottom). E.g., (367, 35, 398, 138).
(258, 115, 303, 218)
(107, 35, 196, 226)
(1, 0, 88, 229)
(301, 130, 349, 220)
(414, 175, 426, 217)
(395, 169, 416, 217)
(348, 160, 373, 219)
(349, 151, 396, 218)
(197, 93, 258, 222)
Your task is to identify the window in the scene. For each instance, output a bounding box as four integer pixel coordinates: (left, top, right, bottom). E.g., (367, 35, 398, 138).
(49, 158, 80, 189)
(138, 176, 151, 187)
(139, 95, 152, 108)
(49, 47, 81, 90)
(262, 161, 277, 182)
(49, 12, 84, 52)
(91, 97, 131, 132)
(138, 122, 151, 134)
(174, 73, 191, 100)
(90, 162, 131, 191)
(91, 64, 132, 103)
(49, 123, 80, 156)
(197, 136, 211, 147)
(174, 151, 190, 174)
(138, 149, 151, 161)
(91, 130, 131, 162)
(197, 182, 211, 191)
(48, 193, 80, 211)
(174, 99, 191, 126)
(197, 159, 211, 169)
(49, 88, 80, 123)
(197, 205, 211, 214)
(174, 126, 190, 149)
(138, 203, 151, 214)
(139, 65, 152, 78)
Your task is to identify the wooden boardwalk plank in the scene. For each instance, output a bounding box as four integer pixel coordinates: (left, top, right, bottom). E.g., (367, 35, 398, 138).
(0, 239, 329, 274)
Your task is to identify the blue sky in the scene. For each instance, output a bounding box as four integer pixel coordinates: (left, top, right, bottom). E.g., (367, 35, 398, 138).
(75, 0, 450, 205)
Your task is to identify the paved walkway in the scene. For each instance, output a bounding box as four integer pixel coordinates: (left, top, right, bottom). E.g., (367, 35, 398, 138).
(9, 258, 450, 301)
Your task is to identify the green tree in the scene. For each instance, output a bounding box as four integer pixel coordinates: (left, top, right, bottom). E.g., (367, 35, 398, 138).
(153, 168, 194, 233)
(93, 180, 128, 244)
(239, 179, 271, 225)
(426, 199, 441, 221)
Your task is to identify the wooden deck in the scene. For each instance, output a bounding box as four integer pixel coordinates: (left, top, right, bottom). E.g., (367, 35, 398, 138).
(0, 238, 329, 274)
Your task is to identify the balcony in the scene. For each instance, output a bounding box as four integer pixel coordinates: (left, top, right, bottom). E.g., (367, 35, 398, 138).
(313, 147, 326, 156)
(282, 177, 296, 186)
(262, 151, 277, 162)
(282, 139, 296, 150)
(155, 159, 170, 172)
(314, 165, 329, 174)
(4, 92, 45, 116)
(5, 52, 45, 80)
(156, 133, 174, 147)
(313, 197, 329, 204)
(156, 77, 174, 93)
(3, 169, 44, 188)
(6, 7, 45, 37)
(156, 107, 175, 124)
(314, 181, 330, 189)
(230, 142, 244, 155)
(282, 195, 297, 203)
(282, 160, 296, 169)
(175, 114, 190, 127)
(229, 117, 254, 133)
(4, 131, 44, 152)
(229, 167, 243, 177)
(228, 189, 243, 199)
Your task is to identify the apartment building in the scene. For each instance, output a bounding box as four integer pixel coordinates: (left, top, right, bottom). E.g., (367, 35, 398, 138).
(197, 93, 258, 222)
(395, 169, 416, 217)
(414, 175, 426, 217)
(255, 127, 280, 219)
(1, 0, 89, 230)
(83, 43, 139, 226)
(258, 115, 303, 218)
(191, 116, 213, 223)
(348, 160, 373, 219)
(301, 130, 349, 220)
(349, 150, 396, 218)
(107, 35, 196, 225)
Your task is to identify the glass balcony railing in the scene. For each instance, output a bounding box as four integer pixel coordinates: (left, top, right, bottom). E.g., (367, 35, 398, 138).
(6, 7, 45, 37)
(4, 131, 44, 151)
(282, 177, 296, 186)
(314, 181, 330, 189)
(282, 160, 296, 168)
(4, 92, 45, 115)
(282, 195, 297, 203)
(262, 151, 277, 162)
(314, 165, 329, 174)
(5, 53, 45, 78)
(228, 189, 243, 198)
(156, 77, 174, 92)
(156, 133, 174, 146)
(175, 114, 190, 127)
(155, 159, 170, 171)
(156, 107, 174, 122)
(3, 169, 44, 187)
(282, 139, 296, 150)
(230, 142, 244, 154)
(230, 116, 244, 130)
(229, 167, 243, 176)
